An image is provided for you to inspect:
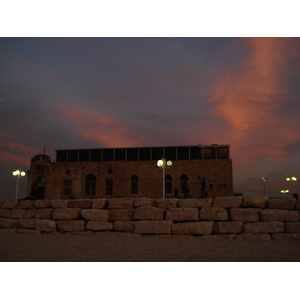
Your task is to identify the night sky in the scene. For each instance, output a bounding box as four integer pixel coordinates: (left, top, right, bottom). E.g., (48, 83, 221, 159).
(1, 37, 300, 200)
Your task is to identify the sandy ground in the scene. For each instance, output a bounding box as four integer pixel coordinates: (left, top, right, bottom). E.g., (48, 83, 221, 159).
(1, 232, 300, 262)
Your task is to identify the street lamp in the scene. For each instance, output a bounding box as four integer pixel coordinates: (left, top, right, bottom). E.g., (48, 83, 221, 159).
(12, 169, 26, 201)
(261, 177, 266, 195)
(281, 189, 289, 194)
(157, 158, 172, 199)
(286, 177, 297, 194)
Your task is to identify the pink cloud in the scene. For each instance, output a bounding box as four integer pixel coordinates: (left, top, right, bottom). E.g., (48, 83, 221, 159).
(0, 141, 36, 152)
(0, 151, 30, 166)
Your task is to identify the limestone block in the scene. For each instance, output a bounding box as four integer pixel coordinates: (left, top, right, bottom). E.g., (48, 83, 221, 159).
(14, 219, 37, 229)
(35, 209, 54, 219)
(109, 209, 135, 221)
(179, 198, 212, 208)
(0, 202, 2, 208)
(214, 222, 243, 234)
(285, 222, 300, 233)
(268, 198, 295, 210)
(200, 207, 228, 221)
(213, 196, 242, 208)
(34, 200, 51, 208)
(36, 219, 57, 232)
(236, 234, 271, 240)
(86, 221, 113, 231)
(134, 198, 156, 207)
(135, 220, 173, 234)
(230, 208, 261, 222)
(114, 221, 135, 232)
(17, 200, 35, 209)
(17, 229, 41, 234)
(156, 199, 178, 208)
(93, 232, 141, 237)
(81, 209, 110, 221)
(296, 200, 300, 210)
(108, 198, 134, 209)
(165, 208, 199, 221)
(198, 234, 236, 240)
(10, 209, 25, 219)
(172, 221, 214, 235)
(1, 201, 18, 209)
(242, 196, 269, 208)
(271, 233, 300, 240)
(68, 199, 92, 208)
(244, 222, 284, 233)
(261, 209, 299, 222)
(51, 200, 68, 208)
(134, 206, 165, 220)
(0, 209, 11, 218)
(92, 199, 107, 209)
(57, 220, 86, 232)
(0, 228, 17, 233)
(24, 209, 36, 219)
(0, 218, 15, 228)
(53, 208, 81, 220)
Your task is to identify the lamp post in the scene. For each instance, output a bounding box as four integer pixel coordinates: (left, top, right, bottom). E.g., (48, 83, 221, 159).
(261, 178, 266, 195)
(281, 189, 289, 194)
(286, 177, 297, 194)
(157, 158, 172, 199)
(12, 170, 26, 201)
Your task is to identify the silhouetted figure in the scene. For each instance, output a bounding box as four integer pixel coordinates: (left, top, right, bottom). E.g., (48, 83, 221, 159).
(201, 177, 207, 198)
(182, 179, 191, 199)
(174, 188, 179, 198)
(30, 180, 39, 199)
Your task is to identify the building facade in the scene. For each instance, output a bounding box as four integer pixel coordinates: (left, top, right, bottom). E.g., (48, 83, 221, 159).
(27, 144, 233, 199)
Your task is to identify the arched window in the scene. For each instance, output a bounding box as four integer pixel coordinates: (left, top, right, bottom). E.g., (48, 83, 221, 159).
(180, 174, 188, 193)
(165, 175, 172, 194)
(86, 174, 96, 195)
(131, 175, 138, 194)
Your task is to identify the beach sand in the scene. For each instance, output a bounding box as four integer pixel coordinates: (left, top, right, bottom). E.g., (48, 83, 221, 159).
(1, 232, 300, 262)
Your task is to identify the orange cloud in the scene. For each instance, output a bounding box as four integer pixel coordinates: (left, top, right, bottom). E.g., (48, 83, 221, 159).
(0, 141, 36, 152)
(207, 38, 299, 165)
(0, 151, 30, 166)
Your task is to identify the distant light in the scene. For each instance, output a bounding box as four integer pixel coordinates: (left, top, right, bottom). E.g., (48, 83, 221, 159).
(286, 178, 291, 182)
(281, 189, 289, 194)
(262, 177, 266, 181)
(12, 169, 26, 177)
(167, 161, 172, 167)
(157, 160, 164, 167)
(291, 177, 297, 181)
(20, 171, 26, 177)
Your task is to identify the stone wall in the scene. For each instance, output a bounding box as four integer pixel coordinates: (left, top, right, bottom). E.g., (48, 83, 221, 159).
(1, 196, 299, 240)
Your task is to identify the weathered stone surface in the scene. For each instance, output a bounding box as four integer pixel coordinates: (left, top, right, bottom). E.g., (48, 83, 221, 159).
(1, 201, 18, 209)
(81, 209, 110, 221)
(198, 234, 236, 240)
(213, 196, 242, 208)
(92, 199, 107, 209)
(272, 233, 300, 240)
(0, 209, 11, 218)
(57, 220, 86, 232)
(114, 221, 135, 232)
(134, 206, 165, 220)
(156, 199, 178, 208)
(236, 234, 271, 240)
(134, 198, 156, 207)
(53, 208, 81, 220)
(24, 209, 36, 219)
(135, 220, 173, 234)
(86, 221, 113, 231)
(51, 200, 68, 208)
(17, 229, 41, 234)
(68, 199, 92, 208)
(285, 222, 300, 233)
(17, 200, 35, 209)
(268, 198, 295, 210)
(65, 231, 93, 236)
(93, 231, 141, 237)
(261, 209, 299, 222)
(14, 219, 37, 229)
(172, 221, 214, 235)
(107, 198, 134, 209)
(200, 207, 228, 220)
(10, 209, 25, 219)
(36, 219, 57, 232)
(34, 200, 51, 208)
(179, 198, 212, 208)
(109, 209, 135, 221)
(242, 196, 269, 208)
(165, 208, 199, 221)
(230, 208, 261, 222)
(244, 222, 284, 233)
(0, 228, 17, 233)
(296, 200, 300, 210)
(35, 209, 54, 219)
(0, 218, 15, 228)
(214, 222, 244, 234)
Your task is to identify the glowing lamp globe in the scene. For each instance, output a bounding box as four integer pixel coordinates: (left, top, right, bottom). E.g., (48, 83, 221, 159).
(157, 160, 164, 167)
(167, 161, 172, 167)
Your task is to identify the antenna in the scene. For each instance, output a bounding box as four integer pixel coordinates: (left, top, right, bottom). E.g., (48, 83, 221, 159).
(43, 145, 46, 155)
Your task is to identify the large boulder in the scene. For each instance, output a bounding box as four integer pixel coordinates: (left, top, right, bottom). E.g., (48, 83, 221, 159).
(179, 198, 212, 208)
(134, 206, 166, 220)
(172, 221, 214, 235)
(200, 207, 228, 221)
(213, 197, 242, 208)
(86, 221, 113, 231)
(0, 209, 11, 218)
(230, 208, 261, 222)
(244, 222, 284, 233)
(68, 199, 92, 208)
(92, 199, 107, 209)
(36, 219, 57, 232)
(114, 221, 135, 232)
(165, 208, 199, 221)
(156, 199, 178, 208)
(34, 200, 51, 208)
(35, 209, 54, 219)
(0, 218, 15, 228)
(56, 220, 86, 232)
(107, 198, 135, 209)
(51, 200, 68, 208)
(109, 209, 135, 221)
(135, 220, 173, 234)
(134, 198, 156, 207)
(261, 209, 299, 222)
(81, 209, 109, 221)
(10, 209, 25, 219)
(242, 196, 268, 208)
(236, 233, 271, 240)
(285, 222, 300, 233)
(1, 201, 18, 209)
(17, 200, 35, 209)
(214, 221, 244, 234)
(268, 198, 296, 210)
(53, 208, 81, 220)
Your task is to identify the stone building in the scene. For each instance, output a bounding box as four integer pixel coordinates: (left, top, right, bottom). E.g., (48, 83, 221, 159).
(27, 144, 233, 199)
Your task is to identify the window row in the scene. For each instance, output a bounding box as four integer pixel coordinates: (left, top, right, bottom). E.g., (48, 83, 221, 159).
(56, 146, 229, 163)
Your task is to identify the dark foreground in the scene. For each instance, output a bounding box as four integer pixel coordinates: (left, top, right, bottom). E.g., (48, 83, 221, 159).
(1, 232, 300, 262)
